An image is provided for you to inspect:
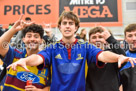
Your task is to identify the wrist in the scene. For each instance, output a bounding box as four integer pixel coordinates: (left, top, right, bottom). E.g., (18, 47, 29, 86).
(117, 55, 123, 60)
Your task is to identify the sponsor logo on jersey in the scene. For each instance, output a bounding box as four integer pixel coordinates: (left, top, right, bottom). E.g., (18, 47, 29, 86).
(76, 54, 83, 60)
(17, 72, 40, 83)
(55, 54, 62, 59)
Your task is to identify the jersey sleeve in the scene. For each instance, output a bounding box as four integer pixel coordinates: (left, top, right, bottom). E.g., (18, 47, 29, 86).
(3, 46, 16, 66)
(86, 44, 104, 68)
(37, 45, 52, 67)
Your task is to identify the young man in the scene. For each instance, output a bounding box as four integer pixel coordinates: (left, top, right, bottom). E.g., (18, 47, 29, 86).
(7, 11, 136, 91)
(0, 16, 51, 91)
(120, 23, 136, 91)
(86, 26, 125, 91)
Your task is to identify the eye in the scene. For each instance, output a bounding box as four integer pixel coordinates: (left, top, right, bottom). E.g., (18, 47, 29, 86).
(92, 36, 96, 39)
(62, 21, 67, 25)
(27, 35, 31, 38)
(69, 22, 73, 25)
(128, 35, 132, 38)
(34, 36, 39, 38)
(99, 36, 103, 38)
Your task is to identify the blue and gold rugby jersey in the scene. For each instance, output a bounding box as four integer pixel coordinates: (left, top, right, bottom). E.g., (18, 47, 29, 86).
(38, 39, 102, 91)
(3, 46, 51, 91)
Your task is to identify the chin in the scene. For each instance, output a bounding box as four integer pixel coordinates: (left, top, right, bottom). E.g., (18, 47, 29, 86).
(64, 36, 72, 39)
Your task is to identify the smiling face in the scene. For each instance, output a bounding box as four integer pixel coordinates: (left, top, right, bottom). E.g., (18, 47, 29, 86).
(125, 31, 136, 51)
(22, 32, 43, 50)
(124, 24, 136, 51)
(89, 32, 106, 49)
(22, 24, 44, 51)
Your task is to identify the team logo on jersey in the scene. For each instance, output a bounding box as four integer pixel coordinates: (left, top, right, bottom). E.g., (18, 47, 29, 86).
(55, 54, 62, 59)
(76, 54, 83, 60)
(17, 72, 40, 83)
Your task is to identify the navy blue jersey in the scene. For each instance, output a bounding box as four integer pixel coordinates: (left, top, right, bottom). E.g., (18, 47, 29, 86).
(38, 40, 102, 91)
(120, 50, 136, 91)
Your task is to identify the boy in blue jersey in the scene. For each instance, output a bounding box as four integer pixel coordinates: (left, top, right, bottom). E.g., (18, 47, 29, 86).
(0, 15, 51, 91)
(7, 11, 136, 91)
(120, 23, 136, 91)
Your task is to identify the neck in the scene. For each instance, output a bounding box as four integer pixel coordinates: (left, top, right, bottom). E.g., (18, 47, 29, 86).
(26, 48, 39, 56)
(62, 36, 76, 44)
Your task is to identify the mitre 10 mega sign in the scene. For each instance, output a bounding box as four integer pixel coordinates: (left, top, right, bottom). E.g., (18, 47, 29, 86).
(0, 0, 122, 28)
(59, 0, 122, 26)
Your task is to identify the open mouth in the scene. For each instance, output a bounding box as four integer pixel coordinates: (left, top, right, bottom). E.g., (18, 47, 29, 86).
(95, 42, 102, 47)
(65, 30, 71, 33)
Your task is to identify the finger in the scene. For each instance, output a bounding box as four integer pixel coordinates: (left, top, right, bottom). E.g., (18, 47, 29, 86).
(23, 66, 30, 72)
(19, 14, 24, 21)
(25, 85, 32, 88)
(99, 26, 107, 32)
(25, 87, 33, 91)
(13, 64, 17, 71)
(7, 64, 12, 69)
(133, 58, 136, 63)
(25, 21, 35, 27)
(129, 58, 134, 67)
(118, 60, 121, 68)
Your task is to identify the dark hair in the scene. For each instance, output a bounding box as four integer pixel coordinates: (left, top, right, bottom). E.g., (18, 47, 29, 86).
(58, 11, 80, 31)
(124, 23, 136, 36)
(25, 17, 31, 21)
(22, 24, 44, 38)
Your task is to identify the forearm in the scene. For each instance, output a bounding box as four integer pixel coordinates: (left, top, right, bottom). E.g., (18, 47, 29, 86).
(25, 54, 44, 66)
(0, 27, 17, 44)
(98, 51, 120, 63)
(0, 27, 17, 56)
(106, 36, 126, 55)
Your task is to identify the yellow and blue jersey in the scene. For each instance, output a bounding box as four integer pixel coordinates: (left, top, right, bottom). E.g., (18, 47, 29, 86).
(38, 39, 102, 91)
(3, 46, 51, 91)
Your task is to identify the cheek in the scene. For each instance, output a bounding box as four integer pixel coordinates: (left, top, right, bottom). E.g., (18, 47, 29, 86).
(125, 38, 131, 43)
(90, 39, 95, 43)
(102, 39, 106, 43)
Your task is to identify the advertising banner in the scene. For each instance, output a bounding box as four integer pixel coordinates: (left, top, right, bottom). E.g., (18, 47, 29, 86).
(0, 0, 122, 28)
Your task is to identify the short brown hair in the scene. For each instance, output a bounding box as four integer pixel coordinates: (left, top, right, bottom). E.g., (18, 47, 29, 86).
(89, 27, 103, 38)
(124, 23, 136, 36)
(89, 27, 112, 38)
(58, 11, 80, 31)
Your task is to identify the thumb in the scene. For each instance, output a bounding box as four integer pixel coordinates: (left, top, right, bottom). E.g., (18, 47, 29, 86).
(118, 57, 129, 68)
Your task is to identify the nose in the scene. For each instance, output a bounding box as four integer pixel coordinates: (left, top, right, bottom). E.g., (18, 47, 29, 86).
(30, 36, 35, 41)
(132, 36, 136, 41)
(66, 23, 70, 28)
(96, 37, 101, 41)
